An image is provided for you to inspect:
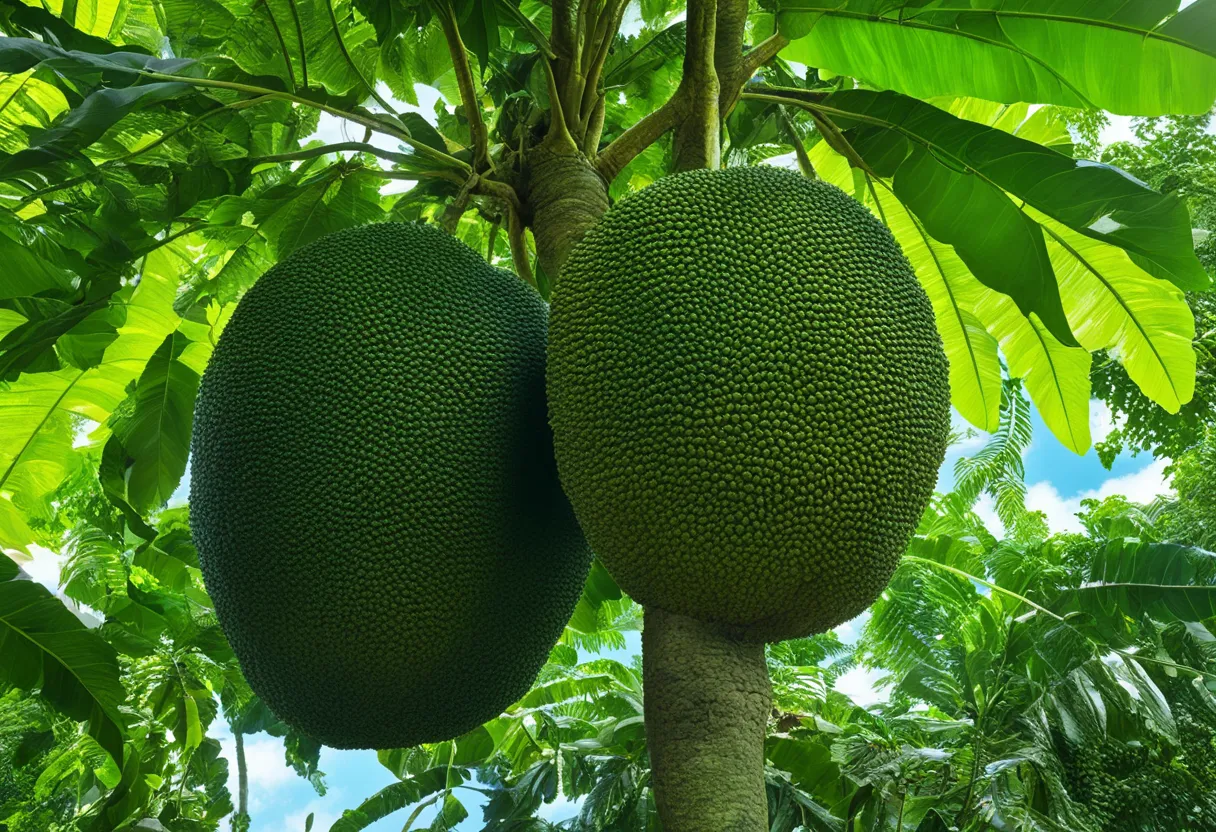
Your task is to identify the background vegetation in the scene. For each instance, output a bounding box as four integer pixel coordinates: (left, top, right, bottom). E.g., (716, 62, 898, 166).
(1, 0, 1215, 829)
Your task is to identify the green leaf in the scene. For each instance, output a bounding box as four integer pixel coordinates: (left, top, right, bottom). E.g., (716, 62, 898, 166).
(109, 330, 201, 513)
(0, 562, 126, 765)
(0, 242, 184, 543)
(1029, 207, 1197, 414)
(869, 179, 1002, 431)
(1056, 540, 1216, 622)
(820, 89, 1208, 293)
(328, 766, 453, 832)
(777, 0, 1216, 117)
(974, 289, 1092, 453)
(767, 736, 845, 804)
(0, 68, 70, 155)
(0, 81, 193, 175)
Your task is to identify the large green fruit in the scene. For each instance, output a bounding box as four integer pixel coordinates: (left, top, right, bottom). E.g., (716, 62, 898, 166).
(191, 222, 591, 749)
(548, 166, 950, 641)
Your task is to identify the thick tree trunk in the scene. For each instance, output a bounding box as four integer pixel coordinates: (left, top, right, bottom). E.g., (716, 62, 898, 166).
(643, 607, 771, 831)
(524, 141, 610, 283)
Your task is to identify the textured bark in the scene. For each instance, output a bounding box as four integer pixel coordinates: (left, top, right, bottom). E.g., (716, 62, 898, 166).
(233, 729, 249, 831)
(713, 0, 748, 112)
(524, 142, 609, 281)
(670, 0, 720, 172)
(643, 607, 771, 832)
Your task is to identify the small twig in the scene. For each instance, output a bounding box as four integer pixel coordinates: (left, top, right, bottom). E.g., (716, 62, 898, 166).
(249, 141, 417, 168)
(776, 106, 815, 178)
(487, 218, 501, 260)
(372, 168, 466, 184)
(325, 0, 397, 114)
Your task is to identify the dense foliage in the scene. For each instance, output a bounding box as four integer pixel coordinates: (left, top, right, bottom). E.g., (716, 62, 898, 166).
(1, 0, 1214, 829)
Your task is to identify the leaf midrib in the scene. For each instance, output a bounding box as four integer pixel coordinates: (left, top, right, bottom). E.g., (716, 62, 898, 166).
(781, 5, 1216, 60)
(0, 587, 121, 718)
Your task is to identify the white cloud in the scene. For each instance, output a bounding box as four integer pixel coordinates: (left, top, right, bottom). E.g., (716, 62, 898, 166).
(229, 736, 297, 809)
(21, 543, 62, 590)
(1088, 398, 1122, 445)
(1025, 458, 1173, 534)
(973, 493, 1004, 538)
(834, 666, 889, 707)
(832, 611, 870, 646)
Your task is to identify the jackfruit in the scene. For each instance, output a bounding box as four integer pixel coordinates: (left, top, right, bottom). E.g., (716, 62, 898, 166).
(547, 166, 949, 641)
(191, 222, 590, 749)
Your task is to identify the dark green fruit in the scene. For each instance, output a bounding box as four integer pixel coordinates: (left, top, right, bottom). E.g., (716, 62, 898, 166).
(191, 222, 591, 749)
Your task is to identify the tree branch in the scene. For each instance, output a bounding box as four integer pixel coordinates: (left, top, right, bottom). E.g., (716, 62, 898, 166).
(594, 94, 684, 181)
(583, 93, 606, 157)
(507, 205, 536, 287)
(671, 0, 721, 171)
(712, 0, 748, 111)
(472, 176, 525, 214)
(437, 0, 492, 171)
(250, 141, 416, 168)
(719, 32, 789, 115)
(580, 0, 630, 129)
(442, 173, 479, 232)
(541, 57, 579, 150)
(139, 71, 471, 173)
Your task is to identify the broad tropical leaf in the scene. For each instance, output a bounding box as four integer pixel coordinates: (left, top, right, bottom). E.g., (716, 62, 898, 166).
(776, 0, 1216, 117)
(0, 556, 125, 765)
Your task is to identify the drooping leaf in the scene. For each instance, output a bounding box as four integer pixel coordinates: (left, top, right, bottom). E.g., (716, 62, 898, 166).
(777, 1, 1216, 117)
(0, 558, 126, 765)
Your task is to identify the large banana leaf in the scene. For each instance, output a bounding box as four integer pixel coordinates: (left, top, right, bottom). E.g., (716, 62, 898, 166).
(771, 88, 1200, 451)
(777, 0, 1216, 116)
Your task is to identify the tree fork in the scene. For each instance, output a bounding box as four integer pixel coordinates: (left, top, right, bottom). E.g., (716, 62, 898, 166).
(522, 142, 609, 282)
(644, 607, 771, 831)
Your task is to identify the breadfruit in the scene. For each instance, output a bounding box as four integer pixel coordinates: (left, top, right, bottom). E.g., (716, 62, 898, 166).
(191, 222, 591, 749)
(547, 166, 949, 642)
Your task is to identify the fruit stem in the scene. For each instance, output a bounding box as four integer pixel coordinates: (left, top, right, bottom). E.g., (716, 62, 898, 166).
(643, 606, 771, 830)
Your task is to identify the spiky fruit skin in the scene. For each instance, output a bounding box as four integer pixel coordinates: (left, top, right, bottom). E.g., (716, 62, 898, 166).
(191, 222, 591, 749)
(548, 166, 950, 642)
